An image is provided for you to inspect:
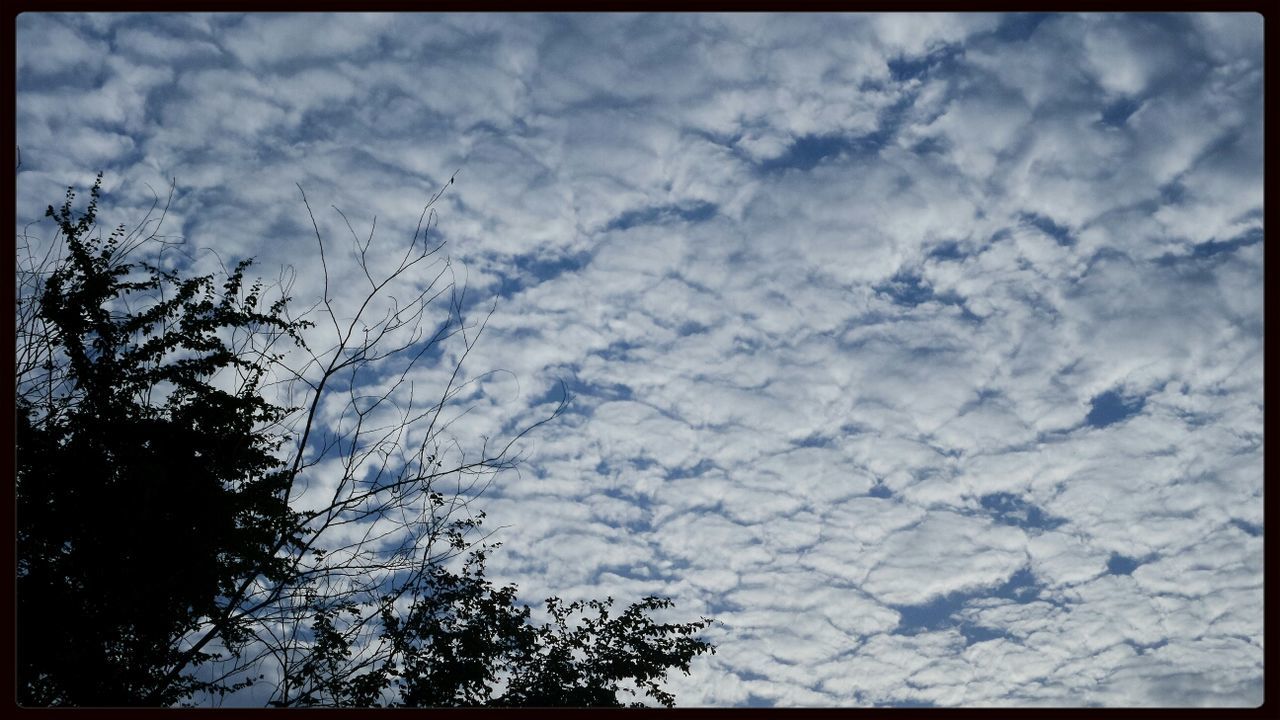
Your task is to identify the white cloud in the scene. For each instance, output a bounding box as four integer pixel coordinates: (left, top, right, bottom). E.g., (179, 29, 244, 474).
(860, 511, 1028, 605)
(15, 11, 1261, 708)
(16, 14, 109, 75)
(869, 13, 1000, 56)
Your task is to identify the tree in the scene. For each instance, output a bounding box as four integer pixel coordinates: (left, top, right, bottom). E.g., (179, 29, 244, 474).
(15, 173, 715, 707)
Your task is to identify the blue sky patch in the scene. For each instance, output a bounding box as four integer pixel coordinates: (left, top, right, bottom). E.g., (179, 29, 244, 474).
(874, 271, 973, 318)
(667, 458, 717, 480)
(526, 375, 630, 421)
(1085, 390, 1146, 429)
(792, 434, 834, 449)
(1098, 97, 1144, 128)
(1230, 519, 1262, 537)
(992, 13, 1054, 42)
(1106, 553, 1144, 575)
(979, 492, 1067, 532)
(757, 132, 887, 173)
(1018, 212, 1075, 246)
(1129, 638, 1170, 654)
(1160, 180, 1187, 205)
(893, 592, 972, 634)
(960, 624, 1006, 645)
(501, 249, 592, 296)
(927, 241, 967, 262)
(887, 44, 964, 82)
(867, 483, 893, 499)
(909, 135, 950, 157)
(603, 200, 718, 232)
(876, 272, 935, 307)
(676, 320, 710, 336)
(891, 697, 939, 708)
(893, 567, 1040, 637)
(1189, 226, 1263, 259)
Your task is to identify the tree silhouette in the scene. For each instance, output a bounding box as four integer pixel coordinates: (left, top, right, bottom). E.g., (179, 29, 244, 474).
(15, 174, 715, 707)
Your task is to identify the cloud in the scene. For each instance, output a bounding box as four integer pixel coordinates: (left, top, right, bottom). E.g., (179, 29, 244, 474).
(15, 11, 1262, 708)
(16, 14, 110, 75)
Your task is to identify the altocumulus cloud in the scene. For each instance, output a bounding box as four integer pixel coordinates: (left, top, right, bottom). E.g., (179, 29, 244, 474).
(15, 12, 1262, 707)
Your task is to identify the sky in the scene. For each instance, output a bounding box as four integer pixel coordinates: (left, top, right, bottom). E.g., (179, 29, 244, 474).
(14, 12, 1264, 707)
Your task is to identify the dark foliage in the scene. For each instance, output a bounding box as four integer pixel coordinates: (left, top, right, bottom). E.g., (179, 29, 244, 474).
(14, 175, 715, 707)
(288, 543, 714, 708)
(17, 175, 308, 705)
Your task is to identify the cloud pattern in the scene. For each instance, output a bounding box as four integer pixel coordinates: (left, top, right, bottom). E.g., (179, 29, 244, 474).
(16, 12, 1263, 707)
